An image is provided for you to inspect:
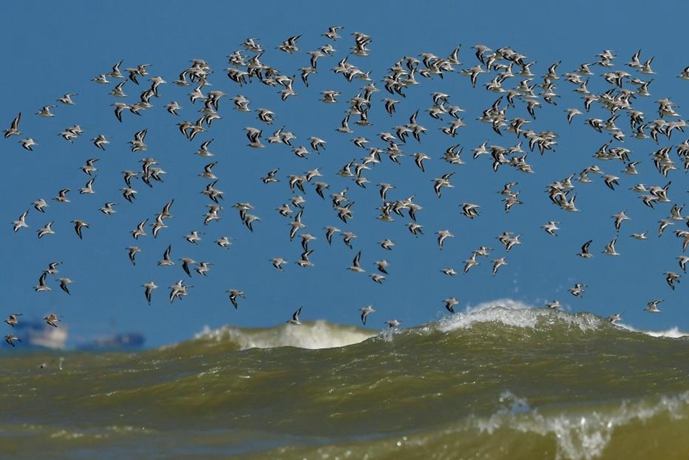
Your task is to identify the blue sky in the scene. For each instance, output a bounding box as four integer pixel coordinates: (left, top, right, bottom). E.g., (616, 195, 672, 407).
(2, 1, 689, 347)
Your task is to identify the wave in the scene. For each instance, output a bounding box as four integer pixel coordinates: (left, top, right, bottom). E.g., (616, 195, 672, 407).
(160, 299, 689, 353)
(434, 298, 604, 333)
(472, 391, 689, 460)
(192, 320, 377, 350)
(615, 323, 689, 339)
(8, 300, 689, 460)
(260, 391, 689, 460)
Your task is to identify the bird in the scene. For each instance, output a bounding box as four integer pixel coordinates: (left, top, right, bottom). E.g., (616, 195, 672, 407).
(577, 240, 593, 258)
(360, 305, 375, 325)
(35, 272, 51, 292)
(180, 258, 196, 277)
(461, 203, 480, 219)
(37, 221, 55, 238)
(644, 299, 663, 313)
(43, 261, 61, 275)
(677, 256, 689, 273)
(442, 267, 458, 276)
(348, 251, 365, 273)
(143, 282, 158, 305)
(53, 188, 71, 204)
(545, 300, 561, 309)
(569, 283, 586, 298)
(379, 239, 395, 251)
(492, 257, 507, 276)
(288, 307, 302, 325)
(665, 272, 680, 290)
(3, 113, 21, 138)
(607, 313, 623, 323)
(4, 313, 22, 327)
(57, 93, 77, 105)
(127, 246, 141, 266)
(13, 210, 29, 232)
(227, 289, 245, 309)
(32, 198, 48, 213)
(195, 261, 212, 277)
(374, 260, 390, 275)
(169, 279, 192, 303)
(57, 278, 73, 295)
(542, 221, 560, 236)
(386, 319, 401, 329)
(5, 335, 21, 347)
(271, 257, 288, 271)
(131, 219, 148, 239)
(36, 105, 57, 118)
(443, 297, 459, 314)
(612, 211, 630, 232)
(602, 237, 620, 256)
(44, 314, 59, 327)
(71, 220, 89, 239)
(184, 230, 202, 244)
(215, 236, 231, 249)
(436, 230, 454, 250)
(158, 245, 175, 267)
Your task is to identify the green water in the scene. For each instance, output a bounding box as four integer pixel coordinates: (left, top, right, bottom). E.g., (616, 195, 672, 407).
(1, 308, 688, 459)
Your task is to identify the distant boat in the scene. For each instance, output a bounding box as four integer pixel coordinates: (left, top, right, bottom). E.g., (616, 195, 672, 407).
(76, 333, 145, 351)
(3, 319, 67, 350)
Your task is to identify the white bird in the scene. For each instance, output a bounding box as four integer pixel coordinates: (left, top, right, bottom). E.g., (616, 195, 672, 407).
(491, 257, 507, 276)
(360, 305, 375, 325)
(71, 219, 89, 239)
(5, 334, 21, 347)
(602, 237, 620, 256)
(545, 300, 561, 309)
(441, 267, 458, 277)
(143, 282, 158, 305)
(569, 283, 586, 297)
(227, 289, 245, 309)
(185, 230, 202, 244)
(612, 211, 630, 232)
(607, 313, 623, 323)
(57, 93, 77, 105)
(158, 245, 174, 267)
(271, 257, 288, 270)
(288, 307, 302, 325)
(57, 278, 73, 295)
(35, 272, 51, 292)
(577, 240, 593, 258)
(37, 221, 55, 238)
(436, 230, 454, 249)
(348, 251, 365, 273)
(4, 313, 22, 327)
(36, 105, 57, 117)
(43, 313, 60, 327)
(13, 210, 29, 232)
(542, 221, 559, 236)
(644, 299, 663, 313)
(3, 113, 21, 138)
(443, 297, 459, 314)
(386, 319, 401, 329)
(215, 236, 231, 249)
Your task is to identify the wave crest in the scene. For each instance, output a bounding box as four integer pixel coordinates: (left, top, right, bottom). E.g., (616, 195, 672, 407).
(435, 298, 604, 334)
(193, 320, 377, 350)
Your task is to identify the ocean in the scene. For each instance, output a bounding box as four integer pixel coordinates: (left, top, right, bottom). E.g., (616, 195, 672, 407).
(1, 304, 688, 460)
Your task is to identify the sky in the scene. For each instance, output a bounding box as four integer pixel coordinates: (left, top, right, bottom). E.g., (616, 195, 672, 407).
(2, 1, 689, 348)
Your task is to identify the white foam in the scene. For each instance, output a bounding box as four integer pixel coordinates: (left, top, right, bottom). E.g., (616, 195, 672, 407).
(435, 298, 603, 333)
(616, 323, 689, 339)
(194, 320, 376, 350)
(476, 391, 689, 460)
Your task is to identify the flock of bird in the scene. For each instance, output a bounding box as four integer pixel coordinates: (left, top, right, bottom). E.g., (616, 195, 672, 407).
(5, 27, 689, 348)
